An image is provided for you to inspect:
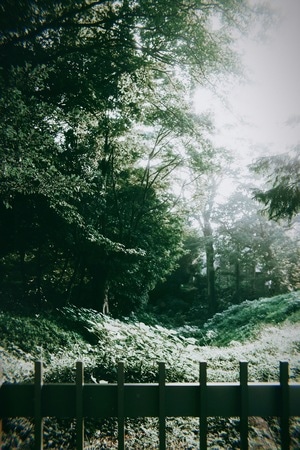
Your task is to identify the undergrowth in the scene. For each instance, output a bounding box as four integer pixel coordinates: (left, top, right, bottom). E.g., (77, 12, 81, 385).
(178, 291, 300, 346)
(1, 291, 300, 448)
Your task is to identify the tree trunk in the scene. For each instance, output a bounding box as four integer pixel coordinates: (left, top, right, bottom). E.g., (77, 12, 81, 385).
(204, 221, 217, 315)
(234, 260, 240, 303)
(102, 281, 110, 315)
(19, 247, 26, 297)
(35, 244, 43, 304)
(206, 239, 216, 314)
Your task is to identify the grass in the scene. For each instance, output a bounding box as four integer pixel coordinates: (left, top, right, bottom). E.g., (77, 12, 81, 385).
(1, 291, 300, 448)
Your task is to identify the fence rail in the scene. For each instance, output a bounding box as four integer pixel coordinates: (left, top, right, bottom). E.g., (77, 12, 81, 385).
(0, 361, 300, 449)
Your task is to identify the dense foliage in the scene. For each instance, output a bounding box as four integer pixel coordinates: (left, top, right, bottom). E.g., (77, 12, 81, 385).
(200, 291, 300, 345)
(1, 1, 297, 319)
(1, 292, 300, 447)
(1, 3, 299, 447)
(150, 189, 300, 321)
(0, 0, 254, 314)
(251, 151, 300, 220)
(1, 292, 300, 383)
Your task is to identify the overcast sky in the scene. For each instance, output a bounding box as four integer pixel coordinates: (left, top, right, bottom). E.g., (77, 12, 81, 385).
(193, 0, 300, 168)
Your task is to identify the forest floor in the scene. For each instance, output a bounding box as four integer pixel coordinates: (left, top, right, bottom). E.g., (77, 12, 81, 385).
(1, 291, 300, 449)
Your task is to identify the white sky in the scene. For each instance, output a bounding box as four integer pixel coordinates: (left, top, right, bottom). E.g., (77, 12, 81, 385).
(193, 0, 300, 168)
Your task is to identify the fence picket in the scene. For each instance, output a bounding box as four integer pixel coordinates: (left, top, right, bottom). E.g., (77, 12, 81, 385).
(118, 362, 125, 450)
(34, 361, 43, 450)
(280, 361, 290, 450)
(159, 362, 166, 450)
(199, 362, 207, 450)
(240, 361, 248, 450)
(76, 361, 84, 450)
(1, 360, 299, 449)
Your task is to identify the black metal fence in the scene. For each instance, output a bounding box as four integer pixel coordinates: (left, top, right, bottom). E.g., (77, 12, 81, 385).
(1, 360, 299, 449)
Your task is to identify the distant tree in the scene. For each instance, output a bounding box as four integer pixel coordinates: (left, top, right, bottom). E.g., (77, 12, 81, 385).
(186, 148, 233, 314)
(214, 190, 300, 306)
(251, 151, 300, 220)
(192, 177, 219, 314)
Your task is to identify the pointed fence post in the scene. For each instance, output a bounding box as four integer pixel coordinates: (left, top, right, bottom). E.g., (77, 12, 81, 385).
(34, 361, 43, 450)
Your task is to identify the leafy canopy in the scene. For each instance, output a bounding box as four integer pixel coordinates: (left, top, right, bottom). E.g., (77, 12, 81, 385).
(251, 151, 300, 221)
(0, 0, 255, 312)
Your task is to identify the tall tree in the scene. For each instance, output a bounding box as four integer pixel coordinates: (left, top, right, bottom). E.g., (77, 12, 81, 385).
(185, 145, 234, 314)
(193, 177, 219, 314)
(0, 0, 256, 312)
